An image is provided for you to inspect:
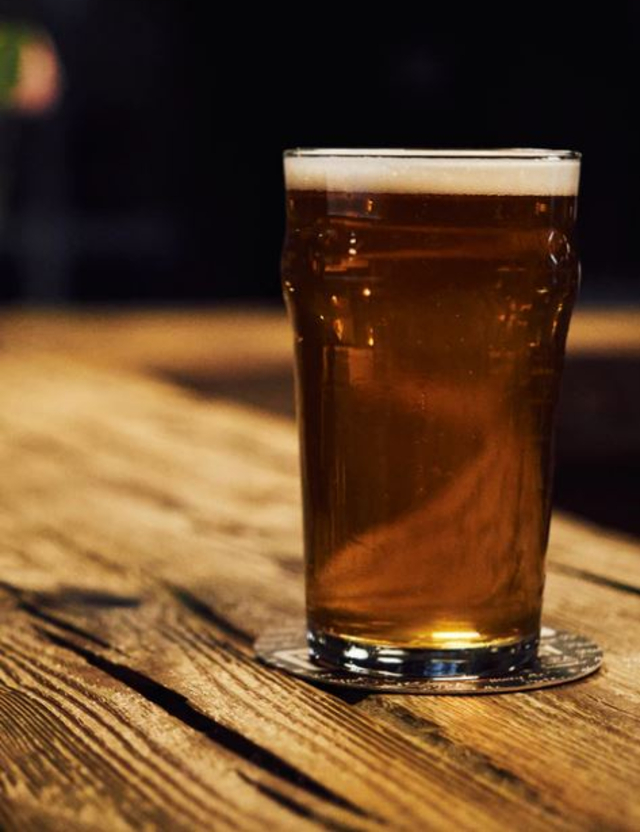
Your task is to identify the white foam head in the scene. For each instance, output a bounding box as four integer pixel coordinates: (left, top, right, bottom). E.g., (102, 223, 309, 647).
(284, 149, 580, 196)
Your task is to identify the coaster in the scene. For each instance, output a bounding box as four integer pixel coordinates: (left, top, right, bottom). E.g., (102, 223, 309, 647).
(255, 623, 603, 694)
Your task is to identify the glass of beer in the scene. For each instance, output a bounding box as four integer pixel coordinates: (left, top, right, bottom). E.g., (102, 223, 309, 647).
(281, 149, 580, 678)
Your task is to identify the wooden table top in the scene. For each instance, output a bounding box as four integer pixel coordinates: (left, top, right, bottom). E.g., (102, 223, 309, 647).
(0, 307, 638, 830)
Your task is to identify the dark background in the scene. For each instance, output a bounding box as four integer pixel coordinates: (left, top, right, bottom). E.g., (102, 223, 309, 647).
(0, 0, 639, 305)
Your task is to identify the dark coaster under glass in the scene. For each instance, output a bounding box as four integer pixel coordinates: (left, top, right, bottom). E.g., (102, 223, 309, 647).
(255, 622, 603, 694)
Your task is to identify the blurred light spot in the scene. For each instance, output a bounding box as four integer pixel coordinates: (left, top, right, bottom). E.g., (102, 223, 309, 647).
(0, 26, 62, 114)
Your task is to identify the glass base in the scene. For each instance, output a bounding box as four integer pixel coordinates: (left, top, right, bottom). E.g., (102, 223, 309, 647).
(256, 623, 602, 693)
(308, 627, 539, 679)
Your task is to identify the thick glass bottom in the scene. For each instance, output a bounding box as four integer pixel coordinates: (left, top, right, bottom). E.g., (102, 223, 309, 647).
(308, 627, 539, 679)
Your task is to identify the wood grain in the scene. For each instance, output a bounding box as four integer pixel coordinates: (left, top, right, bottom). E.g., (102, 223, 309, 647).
(0, 318, 638, 830)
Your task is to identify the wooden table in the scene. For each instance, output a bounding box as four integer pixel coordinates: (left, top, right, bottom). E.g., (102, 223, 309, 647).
(0, 308, 639, 831)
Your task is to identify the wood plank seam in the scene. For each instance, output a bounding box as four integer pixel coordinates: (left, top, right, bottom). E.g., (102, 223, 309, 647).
(35, 627, 369, 820)
(547, 562, 640, 597)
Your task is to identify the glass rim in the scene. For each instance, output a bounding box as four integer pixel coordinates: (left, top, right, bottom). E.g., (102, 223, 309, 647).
(284, 147, 580, 162)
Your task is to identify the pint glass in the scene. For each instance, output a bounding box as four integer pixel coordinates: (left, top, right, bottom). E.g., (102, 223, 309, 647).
(281, 149, 580, 678)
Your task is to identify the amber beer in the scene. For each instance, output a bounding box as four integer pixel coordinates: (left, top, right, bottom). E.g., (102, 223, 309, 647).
(281, 149, 580, 677)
